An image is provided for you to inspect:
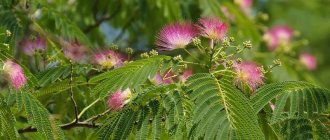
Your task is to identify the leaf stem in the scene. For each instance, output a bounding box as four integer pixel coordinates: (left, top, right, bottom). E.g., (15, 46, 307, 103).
(69, 61, 79, 123)
(183, 48, 198, 61)
(77, 98, 100, 119)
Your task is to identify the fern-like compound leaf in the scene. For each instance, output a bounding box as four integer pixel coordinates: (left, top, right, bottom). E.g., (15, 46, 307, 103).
(186, 73, 264, 140)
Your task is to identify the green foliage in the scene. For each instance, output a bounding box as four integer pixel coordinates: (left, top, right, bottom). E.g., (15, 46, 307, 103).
(0, 96, 18, 140)
(17, 92, 65, 139)
(96, 84, 189, 139)
(251, 81, 330, 123)
(90, 55, 170, 99)
(186, 73, 264, 139)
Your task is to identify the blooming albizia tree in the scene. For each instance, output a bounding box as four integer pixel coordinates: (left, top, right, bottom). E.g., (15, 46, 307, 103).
(2, 60, 27, 90)
(156, 22, 198, 50)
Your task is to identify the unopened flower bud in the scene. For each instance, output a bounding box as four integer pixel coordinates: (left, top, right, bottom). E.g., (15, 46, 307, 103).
(6, 30, 11, 36)
(192, 37, 201, 47)
(229, 37, 235, 42)
(273, 59, 281, 66)
(149, 49, 158, 56)
(173, 55, 183, 62)
(236, 47, 242, 52)
(236, 58, 242, 63)
(226, 60, 234, 68)
(140, 52, 149, 58)
(260, 66, 267, 74)
(222, 37, 230, 47)
(3, 43, 9, 48)
(125, 48, 133, 54)
(110, 44, 119, 50)
(243, 40, 252, 49)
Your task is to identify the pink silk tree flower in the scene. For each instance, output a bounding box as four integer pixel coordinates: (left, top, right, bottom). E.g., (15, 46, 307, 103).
(93, 50, 126, 69)
(61, 40, 88, 63)
(34, 36, 46, 50)
(150, 71, 174, 85)
(235, 0, 253, 16)
(107, 88, 132, 111)
(179, 69, 193, 83)
(300, 53, 317, 71)
(197, 17, 228, 41)
(20, 36, 46, 56)
(2, 60, 27, 90)
(263, 25, 293, 51)
(156, 22, 198, 50)
(233, 61, 264, 91)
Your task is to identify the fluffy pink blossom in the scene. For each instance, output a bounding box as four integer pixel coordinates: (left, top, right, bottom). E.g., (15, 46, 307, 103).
(93, 50, 126, 68)
(107, 88, 132, 111)
(300, 53, 317, 71)
(61, 40, 88, 63)
(20, 36, 46, 56)
(3, 60, 27, 90)
(156, 22, 198, 50)
(150, 70, 174, 85)
(235, 0, 253, 16)
(233, 61, 264, 91)
(198, 17, 228, 40)
(179, 69, 193, 83)
(263, 25, 293, 51)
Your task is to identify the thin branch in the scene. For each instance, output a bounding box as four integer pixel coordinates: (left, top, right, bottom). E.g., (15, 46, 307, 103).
(83, 2, 121, 33)
(69, 61, 79, 123)
(77, 98, 100, 120)
(17, 121, 100, 133)
(84, 109, 111, 123)
(18, 109, 111, 134)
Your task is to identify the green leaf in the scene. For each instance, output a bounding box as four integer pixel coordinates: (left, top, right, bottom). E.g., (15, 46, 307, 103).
(22, 93, 65, 140)
(90, 55, 170, 99)
(186, 73, 264, 140)
(0, 96, 18, 140)
(251, 81, 330, 124)
(36, 66, 71, 87)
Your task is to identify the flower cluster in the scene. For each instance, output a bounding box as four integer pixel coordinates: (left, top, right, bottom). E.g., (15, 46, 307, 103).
(2, 60, 27, 90)
(107, 88, 132, 111)
(20, 36, 46, 56)
(156, 17, 228, 50)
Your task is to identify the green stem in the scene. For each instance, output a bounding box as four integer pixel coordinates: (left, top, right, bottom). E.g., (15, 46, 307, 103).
(183, 48, 198, 61)
(77, 98, 101, 120)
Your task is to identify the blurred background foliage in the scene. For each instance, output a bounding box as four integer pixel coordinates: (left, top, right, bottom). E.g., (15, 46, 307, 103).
(3, 0, 329, 86)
